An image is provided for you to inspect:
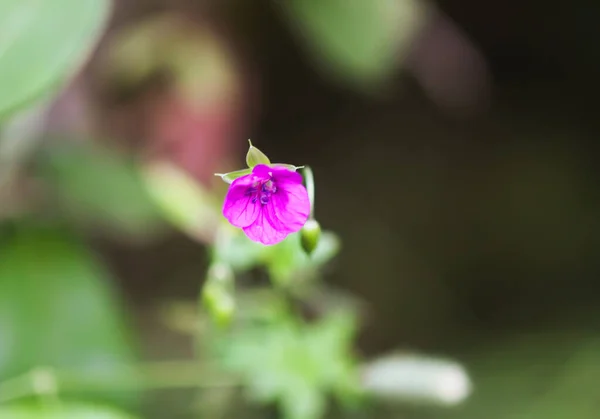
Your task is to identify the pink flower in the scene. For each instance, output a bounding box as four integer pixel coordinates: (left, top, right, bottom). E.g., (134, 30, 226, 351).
(222, 164, 310, 245)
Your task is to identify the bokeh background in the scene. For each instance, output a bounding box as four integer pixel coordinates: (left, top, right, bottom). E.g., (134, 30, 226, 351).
(1, 0, 600, 418)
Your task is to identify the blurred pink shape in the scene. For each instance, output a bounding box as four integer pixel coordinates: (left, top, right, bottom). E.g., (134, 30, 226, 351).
(145, 90, 241, 185)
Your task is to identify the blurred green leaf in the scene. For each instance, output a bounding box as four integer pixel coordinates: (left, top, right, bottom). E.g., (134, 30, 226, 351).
(0, 0, 111, 121)
(39, 145, 163, 238)
(281, 0, 425, 86)
(213, 226, 265, 272)
(211, 310, 360, 419)
(0, 224, 138, 406)
(0, 403, 137, 419)
(266, 231, 340, 287)
(142, 162, 220, 240)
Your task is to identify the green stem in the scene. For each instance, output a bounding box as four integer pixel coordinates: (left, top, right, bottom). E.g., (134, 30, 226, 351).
(303, 166, 315, 219)
(0, 361, 238, 405)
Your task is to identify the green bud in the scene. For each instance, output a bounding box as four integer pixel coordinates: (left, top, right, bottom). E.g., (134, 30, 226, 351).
(214, 168, 252, 184)
(300, 219, 321, 255)
(245, 139, 271, 167)
(202, 262, 235, 327)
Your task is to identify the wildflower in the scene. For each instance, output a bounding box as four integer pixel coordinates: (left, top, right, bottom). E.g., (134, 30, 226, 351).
(222, 164, 310, 245)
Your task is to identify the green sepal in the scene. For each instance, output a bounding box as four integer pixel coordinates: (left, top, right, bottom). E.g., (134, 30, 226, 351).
(214, 168, 252, 184)
(245, 140, 271, 167)
(271, 163, 304, 171)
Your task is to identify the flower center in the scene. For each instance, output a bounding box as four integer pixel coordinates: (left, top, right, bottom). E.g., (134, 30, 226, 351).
(246, 179, 277, 205)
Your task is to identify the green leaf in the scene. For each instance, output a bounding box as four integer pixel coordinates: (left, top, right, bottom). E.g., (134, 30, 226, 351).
(0, 224, 138, 406)
(281, 383, 326, 419)
(142, 162, 221, 240)
(211, 310, 360, 419)
(38, 144, 163, 238)
(245, 141, 271, 168)
(214, 168, 252, 184)
(281, 0, 425, 87)
(212, 226, 265, 272)
(266, 231, 340, 287)
(0, 403, 138, 419)
(0, 0, 111, 121)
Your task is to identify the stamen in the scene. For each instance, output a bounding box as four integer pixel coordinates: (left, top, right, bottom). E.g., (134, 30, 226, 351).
(247, 179, 277, 205)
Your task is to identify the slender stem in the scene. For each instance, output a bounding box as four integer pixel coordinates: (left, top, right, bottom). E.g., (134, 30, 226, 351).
(0, 361, 239, 405)
(303, 166, 315, 219)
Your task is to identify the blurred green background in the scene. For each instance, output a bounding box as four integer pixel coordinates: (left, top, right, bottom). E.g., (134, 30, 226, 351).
(1, 0, 600, 418)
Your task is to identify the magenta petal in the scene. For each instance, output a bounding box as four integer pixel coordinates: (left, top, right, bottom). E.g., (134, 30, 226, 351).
(222, 174, 261, 228)
(270, 181, 310, 233)
(243, 211, 289, 245)
(250, 164, 272, 178)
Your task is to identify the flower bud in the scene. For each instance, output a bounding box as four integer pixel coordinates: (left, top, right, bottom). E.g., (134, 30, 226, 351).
(300, 219, 321, 255)
(245, 140, 271, 167)
(202, 262, 235, 327)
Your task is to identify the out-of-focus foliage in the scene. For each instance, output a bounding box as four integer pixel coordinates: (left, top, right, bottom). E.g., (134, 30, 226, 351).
(281, 0, 426, 87)
(142, 162, 221, 241)
(0, 403, 137, 419)
(209, 308, 362, 419)
(105, 14, 238, 107)
(37, 144, 163, 238)
(0, 225, 138, 407)
(441, 332, 600, 419)
(0, 0, 110, 121)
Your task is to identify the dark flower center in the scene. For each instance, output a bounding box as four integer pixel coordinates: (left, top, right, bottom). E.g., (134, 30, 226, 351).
(246, 179, 277, 205)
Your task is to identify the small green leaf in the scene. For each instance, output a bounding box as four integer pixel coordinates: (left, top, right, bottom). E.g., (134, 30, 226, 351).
(245, 140, 271, 168)
(0, 0, 111, 121)
(265, 231, 340, 287)
(214, 168, 252, 184)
